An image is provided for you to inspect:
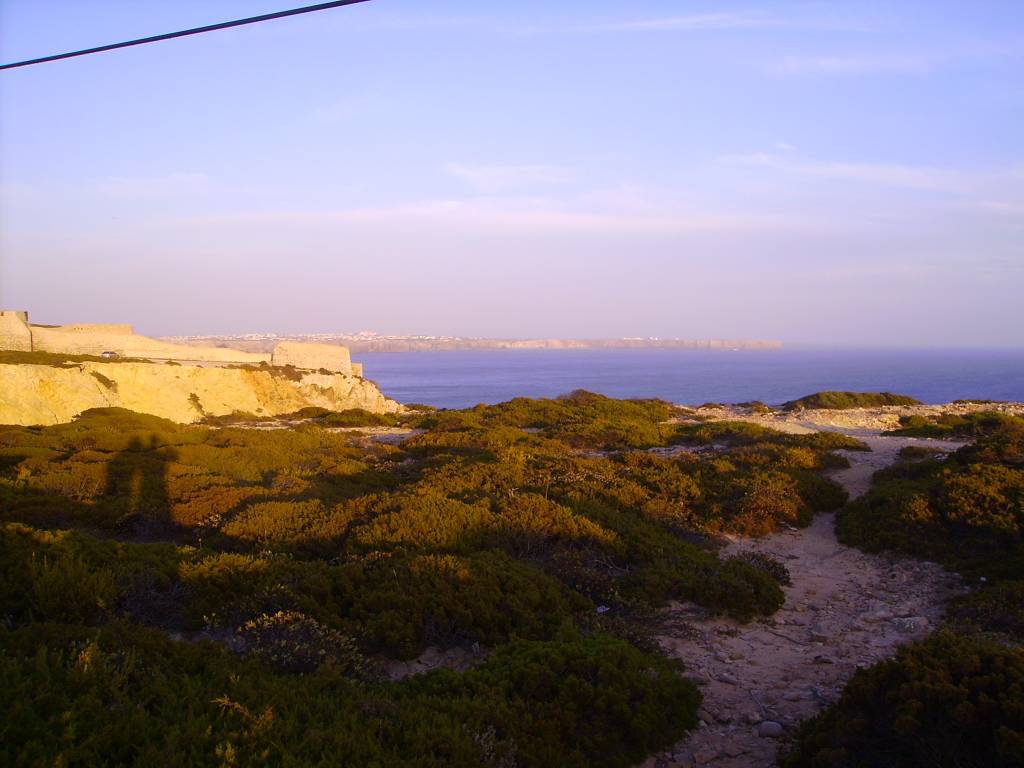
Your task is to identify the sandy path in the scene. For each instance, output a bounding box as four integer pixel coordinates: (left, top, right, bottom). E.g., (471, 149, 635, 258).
(648, 434, 964, 768)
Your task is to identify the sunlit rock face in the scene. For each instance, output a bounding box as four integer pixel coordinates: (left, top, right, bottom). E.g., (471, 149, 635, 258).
(0, 362, 401, 426)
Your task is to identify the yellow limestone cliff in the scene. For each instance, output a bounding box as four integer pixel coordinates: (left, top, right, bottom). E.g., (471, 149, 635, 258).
(0, 362, 401, 426)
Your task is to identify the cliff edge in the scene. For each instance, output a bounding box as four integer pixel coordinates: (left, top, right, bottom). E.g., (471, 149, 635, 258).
(0, 361, 402, 426)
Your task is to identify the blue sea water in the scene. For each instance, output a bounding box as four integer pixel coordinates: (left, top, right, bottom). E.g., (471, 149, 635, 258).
(358, 348, 1024, 409)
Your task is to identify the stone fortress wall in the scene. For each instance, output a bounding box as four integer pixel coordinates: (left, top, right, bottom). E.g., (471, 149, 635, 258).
(1, 310, 359, 375)
(0, 311, 33, 351)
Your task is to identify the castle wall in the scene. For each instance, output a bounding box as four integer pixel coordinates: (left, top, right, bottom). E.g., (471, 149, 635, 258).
(0, 311, 33, 352)
(1, 310, 363, 375)
(52, 323, 135, 335)
(29, 325, 272, 364)
(271, 341, 352, 374)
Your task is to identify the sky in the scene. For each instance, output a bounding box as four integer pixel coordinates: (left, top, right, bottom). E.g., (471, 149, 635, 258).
(1, 0, 1022, 345)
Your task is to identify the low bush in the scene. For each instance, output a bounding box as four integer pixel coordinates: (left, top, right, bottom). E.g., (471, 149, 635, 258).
(947, 580, 1024, 641)
(896, 445, 945, 461)
(732, 550, 792, 586)
(885, 411, 1024, 439)
(782, 391, 921, 411)
(780, 632, 1024, 768)
(0, 623, 699, 768)
(837, 431, 1024, 578)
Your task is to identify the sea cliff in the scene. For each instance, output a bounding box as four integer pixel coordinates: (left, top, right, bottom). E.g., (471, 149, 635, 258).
(0, 361, 401, 426)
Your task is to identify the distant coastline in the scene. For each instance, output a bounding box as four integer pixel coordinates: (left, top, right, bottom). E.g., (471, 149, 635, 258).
(161, 333, 783, 354)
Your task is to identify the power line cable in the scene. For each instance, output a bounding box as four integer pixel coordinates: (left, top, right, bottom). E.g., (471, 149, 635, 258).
(0, 0, 371, 71)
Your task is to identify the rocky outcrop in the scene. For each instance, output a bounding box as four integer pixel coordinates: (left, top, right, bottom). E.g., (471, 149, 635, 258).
(0, 362, 402, 426)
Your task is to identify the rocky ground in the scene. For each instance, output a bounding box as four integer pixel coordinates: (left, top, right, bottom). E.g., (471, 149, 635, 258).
(692, 400, 1024, 436)
(646, 428, 967, 767)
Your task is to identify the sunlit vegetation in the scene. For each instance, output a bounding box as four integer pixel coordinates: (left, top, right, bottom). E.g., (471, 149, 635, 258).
(0, 393, 860, 764)
(202, 406, 401, 428)
(836, 419, 1024, 587)
(885, 410, 1024, 439)
(227, 361, 337, 381)
(0, 350, 146, 366)
(896, 445, 945, 461)
(782, 391, 921, 411)
(735, 400, 773, 413)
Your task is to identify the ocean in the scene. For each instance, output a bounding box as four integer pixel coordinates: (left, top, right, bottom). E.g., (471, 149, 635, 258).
(357, 348, 1024, 409)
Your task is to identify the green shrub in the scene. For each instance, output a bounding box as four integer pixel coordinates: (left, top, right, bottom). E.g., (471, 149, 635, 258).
(0, 623, 699, 768)
(782, 391, 921, 411)
(947, 580, 1024, 641)
(732, 550, 792, 586)
(886, 411, 1024, 439)
(780, 633, 1024, 768)
(234, 610, 370, 676)
(837, 421, 1024, 639)
(897, 445, 945, 461)
(320, 408, 400, 427)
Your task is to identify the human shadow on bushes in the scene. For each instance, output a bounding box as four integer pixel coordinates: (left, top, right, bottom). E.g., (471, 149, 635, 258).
(103, 435, 181, 540)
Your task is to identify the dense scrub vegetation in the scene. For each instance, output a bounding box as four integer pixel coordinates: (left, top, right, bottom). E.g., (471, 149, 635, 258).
(0, 393, 857, 764)
(785, 413, 1024, 767)
(202, 406, 401, 428)
(837, 414, 1024, 600)
(782, 391, 921, 411)
(837, 413, 1024, 648)
(780, 632, 1024, 768)
(1, 621, 695, 768)
(885, 410, 1022, 438)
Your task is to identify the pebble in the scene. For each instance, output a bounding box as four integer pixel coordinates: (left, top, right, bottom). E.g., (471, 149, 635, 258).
(693, 746, 718, 764)
(893, 616, 928, 632)
(757, 721, 784, 738)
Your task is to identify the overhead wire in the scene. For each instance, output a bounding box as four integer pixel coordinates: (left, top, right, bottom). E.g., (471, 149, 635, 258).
(0, 0, 371, 71)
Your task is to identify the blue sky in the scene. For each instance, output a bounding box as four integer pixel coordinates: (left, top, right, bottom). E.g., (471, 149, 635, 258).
(1, 0, 1022, 345)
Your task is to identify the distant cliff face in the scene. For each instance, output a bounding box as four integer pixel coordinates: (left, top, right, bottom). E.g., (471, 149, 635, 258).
(0, 362, 402, 426)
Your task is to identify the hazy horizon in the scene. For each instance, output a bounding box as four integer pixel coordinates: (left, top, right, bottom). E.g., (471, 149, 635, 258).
(2, 1, 1022, 346)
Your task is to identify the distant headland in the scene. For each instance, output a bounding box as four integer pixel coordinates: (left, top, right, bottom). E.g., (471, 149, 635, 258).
(161, 331, 784, 354)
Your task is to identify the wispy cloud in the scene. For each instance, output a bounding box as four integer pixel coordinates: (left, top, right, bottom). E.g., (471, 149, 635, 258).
(597, 13, 789, 32)
(445, 163, 575, 193)
(593, 12, 864, 33)
(771, 53, 935, 75)
(195, 196, 814, 237)
(722, 153, 965, 191)
(721, 153, 1024, 215)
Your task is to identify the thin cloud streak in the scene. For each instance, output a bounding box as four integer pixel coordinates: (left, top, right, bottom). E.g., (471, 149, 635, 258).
(191, 197, 816, 236)
(771, 54, 935, 75)
(722, 153, 970, 192)
(445, 163, 575, 193)
(592, 12, 865, 33)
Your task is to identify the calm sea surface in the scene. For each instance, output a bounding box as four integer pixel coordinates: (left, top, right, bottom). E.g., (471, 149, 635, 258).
(358, 348, 1024, 409)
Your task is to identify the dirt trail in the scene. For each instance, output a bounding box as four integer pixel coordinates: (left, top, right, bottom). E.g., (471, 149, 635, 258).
(649, 434, 964, 768)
